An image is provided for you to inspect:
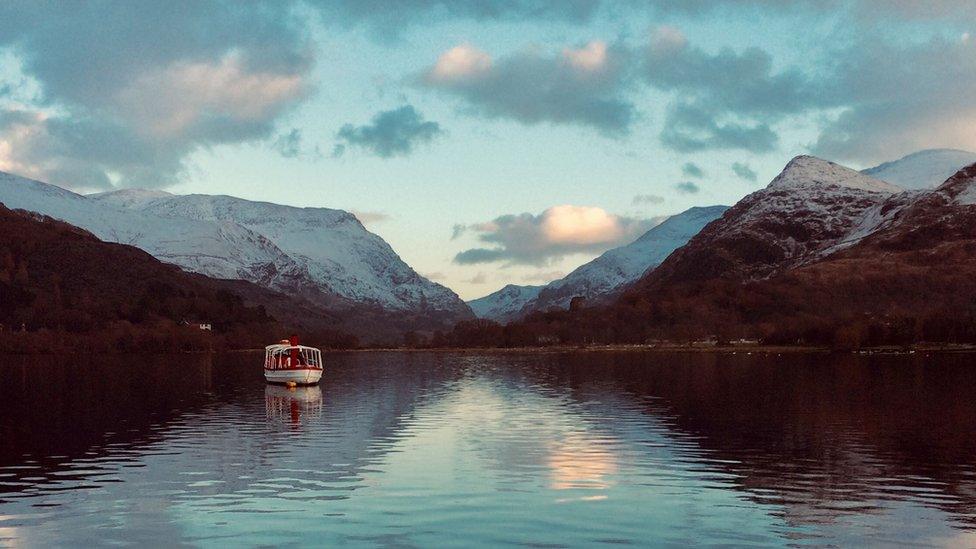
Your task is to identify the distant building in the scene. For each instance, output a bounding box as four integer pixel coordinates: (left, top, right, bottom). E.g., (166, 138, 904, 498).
(181, 320, 212, 331)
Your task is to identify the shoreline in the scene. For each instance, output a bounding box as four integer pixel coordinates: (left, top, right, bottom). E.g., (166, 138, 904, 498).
(221, 342, 976, 355)
(5, 343, 976, 356)
(345, 343, 976, 355)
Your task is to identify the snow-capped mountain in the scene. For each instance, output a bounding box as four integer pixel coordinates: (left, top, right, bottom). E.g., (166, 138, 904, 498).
(0, 172, 309, 289)
(863, 149, 976, 190)
(637, 156, 903, 288)
(610, 159, 976, 347)
(467, 284, 544, 323)
(520, 206, 729, 315)
(0, 171, 471, 325)
(476, 157, 900, 324)
(92, 190, 470, 316)
(468, 205, 728, 322)
(857, 161, 976, 248)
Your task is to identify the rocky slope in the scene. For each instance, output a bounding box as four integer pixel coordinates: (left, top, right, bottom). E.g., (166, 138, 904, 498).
(0, 171, 472, 340)
(606, 159, 976, 345)
(92, 190, 470, 318)
(0, 173, 308, 291)
(0, 203, 274, 341)
(638, 156, 902, 288)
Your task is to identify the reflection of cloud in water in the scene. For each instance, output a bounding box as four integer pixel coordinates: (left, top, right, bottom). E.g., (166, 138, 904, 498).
(547, 433, 617, 491)
(431, 368, 627, 496)
(2, 351, 976, 546)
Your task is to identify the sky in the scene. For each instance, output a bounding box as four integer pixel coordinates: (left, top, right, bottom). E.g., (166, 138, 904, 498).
(0, 1, 974, 300)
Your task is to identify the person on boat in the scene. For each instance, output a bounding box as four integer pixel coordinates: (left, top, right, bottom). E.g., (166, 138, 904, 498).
(289, 334, 306, 367)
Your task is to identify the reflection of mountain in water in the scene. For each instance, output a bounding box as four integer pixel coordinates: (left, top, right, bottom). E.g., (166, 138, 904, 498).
(537, 352, 976, 534)
(0, 352, 463, 546)
(0, 354, 215, 490)
(1, 351, 976, 546)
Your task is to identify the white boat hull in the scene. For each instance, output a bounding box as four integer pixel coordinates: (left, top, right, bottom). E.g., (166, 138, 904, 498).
(264, 368, 323, 385)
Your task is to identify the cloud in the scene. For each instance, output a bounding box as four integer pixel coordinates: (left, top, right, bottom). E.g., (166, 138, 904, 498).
(450, 223, 468, 240)
(731, 162, 758, 182)
(682, 162, 704, 178)
(643, 26, 827, 152)
(522, 270, 567, 283)
(422, 271, 447, 281)
(640, 0, 976, 21)
(335, 105, 443, 158)
(428, 43, 492, 81)
(312, 0, 976, 39)
(310, 0, 604, 37)
(0, 109, 135, 190)
(351, 210, 390, 224)
(812, 34, 976, 164)
(272, 128, 304, 158)
(421, 41, 635, 135)
(0, 3, 312, 190)
(455, 248, 507, 264)
(114, 53, 306, 140)
(453, 205, 656, 265)
(674, 181, 700, 194)
(632, 193, 665, 205)
(859, 0, 976, 19)
(463, 272, 490, 284)
(660, 102, 778, 153)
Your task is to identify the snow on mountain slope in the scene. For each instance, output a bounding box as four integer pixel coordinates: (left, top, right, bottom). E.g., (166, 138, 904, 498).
(468, 284, 544, 322)
(635, 156, 903, 287)
(862, 149, 976, 190)
(92, 190, 470, 315)
(0, 172, 307, 289)
(519, 205, 729, 316)
(769, 155, 902, 193)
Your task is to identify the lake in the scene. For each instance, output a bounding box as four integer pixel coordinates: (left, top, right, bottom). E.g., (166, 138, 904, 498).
(1, 351, 975, 547)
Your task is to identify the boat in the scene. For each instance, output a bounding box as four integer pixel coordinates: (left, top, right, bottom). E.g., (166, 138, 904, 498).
(264, 335, 323, 385)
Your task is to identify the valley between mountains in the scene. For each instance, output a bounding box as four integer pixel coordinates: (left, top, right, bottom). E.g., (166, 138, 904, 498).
(2, 148, 975, 349)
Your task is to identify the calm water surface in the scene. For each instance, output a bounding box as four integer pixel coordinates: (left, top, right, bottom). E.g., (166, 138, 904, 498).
(1, 351, 975, 547)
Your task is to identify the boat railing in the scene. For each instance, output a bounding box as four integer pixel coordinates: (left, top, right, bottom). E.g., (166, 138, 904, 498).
(264, 346, 322, 370)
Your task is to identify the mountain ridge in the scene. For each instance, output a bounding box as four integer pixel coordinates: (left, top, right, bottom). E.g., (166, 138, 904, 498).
(489, 157, 976, 349)
(862, 149, 976, 190)
(0, 171, 472, 342)
(466, 205, 729, 322)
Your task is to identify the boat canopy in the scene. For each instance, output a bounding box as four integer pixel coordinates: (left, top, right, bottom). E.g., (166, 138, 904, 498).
(264, 344, 322, 370)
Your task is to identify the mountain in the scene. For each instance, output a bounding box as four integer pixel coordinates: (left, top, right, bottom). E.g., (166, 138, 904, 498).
(848, 161, 976, 253)
(442, 156, 976, 348)
(604, 158, 976, 346)
(91, 190, 470, 318)
(467, 206, 729, 323)
(0, 203, 278, 350)
(0, 172, 472, 340)
(863, 149, 976, 190)
(520, 206, 729, 316)
(468, 284, 543, 323)
(0, 172, 307, 291)
(703, 160, 976, 344)
(637, 156, 901, 287)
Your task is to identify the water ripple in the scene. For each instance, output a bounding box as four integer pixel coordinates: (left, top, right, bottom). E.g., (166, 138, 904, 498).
(0, 351, 975, 546)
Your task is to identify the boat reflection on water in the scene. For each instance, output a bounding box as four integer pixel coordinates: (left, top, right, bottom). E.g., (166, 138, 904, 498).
(265, 384, 323, 426)
(2, 351, 976, 546)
